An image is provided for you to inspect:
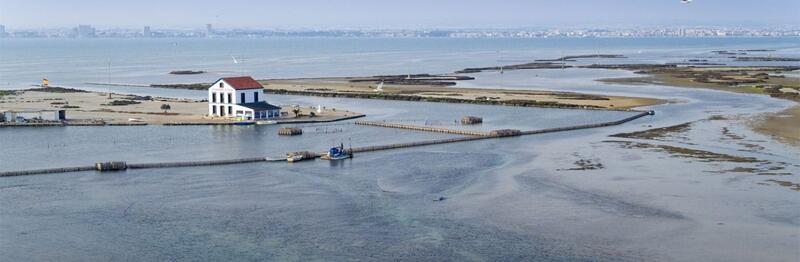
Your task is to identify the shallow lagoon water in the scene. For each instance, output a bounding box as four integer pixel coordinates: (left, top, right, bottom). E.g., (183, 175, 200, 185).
(2, 85, 798, 260)
(1, 38, 799, 261)
(0, 98, 649, 261)
(0, 98, 636, 172)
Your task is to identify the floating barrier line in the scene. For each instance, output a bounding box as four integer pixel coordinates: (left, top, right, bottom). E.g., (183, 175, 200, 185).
(0, 166, 96, 177)
(127, 157, 270, 169)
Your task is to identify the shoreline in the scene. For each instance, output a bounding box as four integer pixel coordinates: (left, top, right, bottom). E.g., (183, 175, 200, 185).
(0, 114, 367, 128)
(594, 64, 800, 146)
(0, 88, 364, 126)
(142, 75, 665, 110)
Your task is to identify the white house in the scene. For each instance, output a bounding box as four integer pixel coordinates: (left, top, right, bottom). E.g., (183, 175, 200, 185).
(208, 76, 281, 120)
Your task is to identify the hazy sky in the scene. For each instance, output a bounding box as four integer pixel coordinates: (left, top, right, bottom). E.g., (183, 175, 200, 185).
(1, 0, 798, 29)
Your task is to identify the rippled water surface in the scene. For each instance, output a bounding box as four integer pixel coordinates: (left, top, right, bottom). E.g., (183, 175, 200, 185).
(1, 38, 799, 261)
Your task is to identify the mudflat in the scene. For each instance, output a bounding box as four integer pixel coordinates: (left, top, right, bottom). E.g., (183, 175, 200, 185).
(751, 105, 800, 146)
(596, 65, 800, 98)
(260, 77, 665, 110)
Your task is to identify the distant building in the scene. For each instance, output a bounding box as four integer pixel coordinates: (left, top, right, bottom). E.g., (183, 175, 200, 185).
(206, 24, 214, 37)
(0, 25, 6, 37)
(208, 76, 281, 120)
(1, 109, 66, 123)
(143, 26, 152, 37)
(74, 24, 96, 38)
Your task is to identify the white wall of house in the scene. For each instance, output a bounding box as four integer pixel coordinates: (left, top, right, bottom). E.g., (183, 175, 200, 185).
(208, 79, 232, 117)
(207, 79, 272, 119)
(235, 89, 265, 104)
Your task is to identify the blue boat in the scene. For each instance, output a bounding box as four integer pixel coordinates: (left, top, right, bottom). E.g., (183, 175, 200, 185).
(321, 143, 352, 160)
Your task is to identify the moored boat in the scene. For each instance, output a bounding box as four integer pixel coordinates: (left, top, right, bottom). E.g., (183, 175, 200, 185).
(286, 151, 315, 162)
(287, 154, 304, 162)
(321, 143, 352, 160)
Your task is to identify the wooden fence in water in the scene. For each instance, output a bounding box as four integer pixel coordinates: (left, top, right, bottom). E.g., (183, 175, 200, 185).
(354, 120, 489, 136)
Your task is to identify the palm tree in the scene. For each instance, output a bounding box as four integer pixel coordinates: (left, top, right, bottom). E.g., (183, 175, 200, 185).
(292, 107, 301, 117)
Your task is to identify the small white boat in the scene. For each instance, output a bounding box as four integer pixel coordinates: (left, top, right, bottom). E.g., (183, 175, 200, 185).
(286, 151, 314, 162)
(256, 120, 277, 125)
(128, 118, 144, 122)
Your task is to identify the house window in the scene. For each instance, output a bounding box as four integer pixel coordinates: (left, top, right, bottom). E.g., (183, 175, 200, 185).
(227, 94, 232, 104)
(241, 93, 246, 103)
(228, 106, 232, 115)
(253, 92, 258, 102)
(211, 92, 216, 103)
(219, 93, 224, 104)
(219, 82, 223, 88)
(212, 106, 216, 114)
(219, 106, 225, 116)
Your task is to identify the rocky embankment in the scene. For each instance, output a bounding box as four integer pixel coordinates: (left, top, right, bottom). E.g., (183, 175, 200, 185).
(169, 70, 206, 75)
(535, 54, 626, 62)
(346, 74, 475, 86)
(455, 54, 626, 73)
(456, 62, 568, 73)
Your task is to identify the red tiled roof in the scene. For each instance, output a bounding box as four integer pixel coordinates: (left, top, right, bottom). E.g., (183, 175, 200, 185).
(220, 76, 263, 90)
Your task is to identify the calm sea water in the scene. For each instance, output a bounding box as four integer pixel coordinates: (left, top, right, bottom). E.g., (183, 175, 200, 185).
(1, 37, 798, 89)
(1, 38, 799, 261)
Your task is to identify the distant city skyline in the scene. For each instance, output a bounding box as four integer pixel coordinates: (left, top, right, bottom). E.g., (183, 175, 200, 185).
(1, 0, 798, 29)
(1, 24, 797, 39)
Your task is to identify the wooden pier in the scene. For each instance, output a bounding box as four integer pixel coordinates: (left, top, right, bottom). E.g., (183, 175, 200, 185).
(348, 136, 484, 154)
(355, 120, 490, 136)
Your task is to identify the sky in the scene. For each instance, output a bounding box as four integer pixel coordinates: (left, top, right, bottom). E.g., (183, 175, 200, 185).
(0, 0, 798, 29)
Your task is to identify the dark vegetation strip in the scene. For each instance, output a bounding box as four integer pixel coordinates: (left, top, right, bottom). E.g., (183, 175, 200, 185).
(262, 89, 606, 110)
